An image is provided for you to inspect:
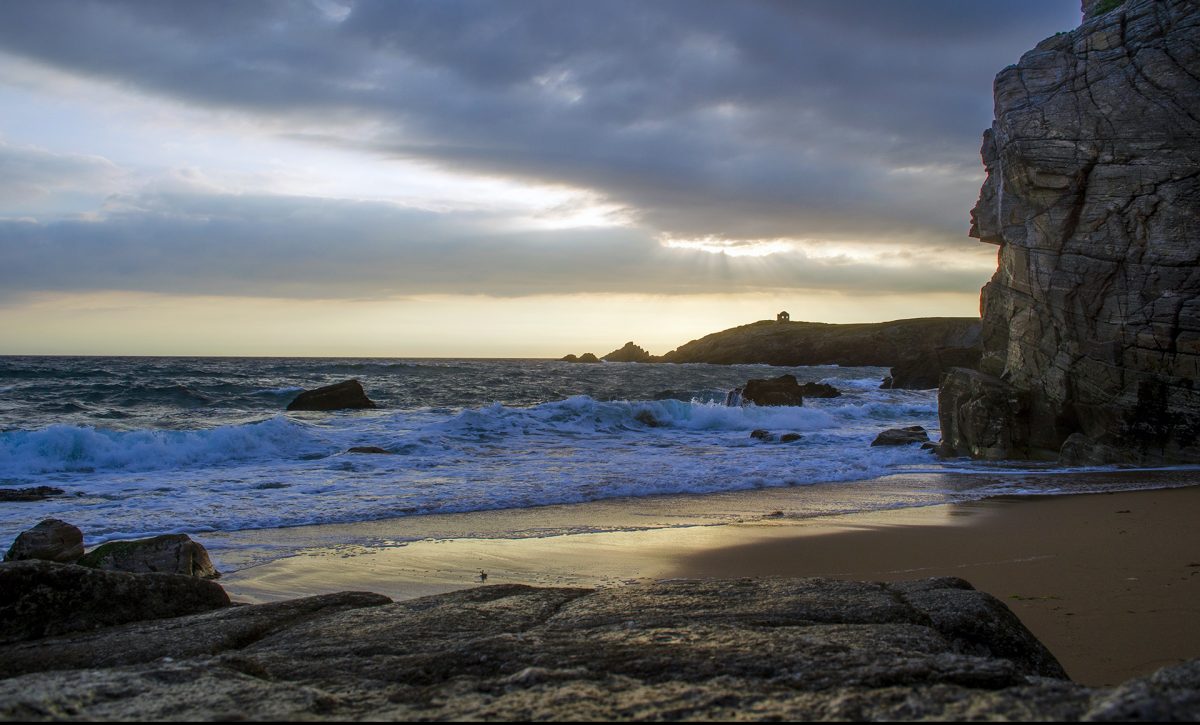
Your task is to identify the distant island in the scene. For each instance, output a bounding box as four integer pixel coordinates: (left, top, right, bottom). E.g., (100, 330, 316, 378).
(562, 316, 982, 390)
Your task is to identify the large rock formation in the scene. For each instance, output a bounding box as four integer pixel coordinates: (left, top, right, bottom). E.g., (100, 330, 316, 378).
(0, 560, 230, 644)
(941, 0, 1200, 463)
(77, 533, 221, 579)
(662, 317, 981, 389)
(0, 577, 1196, 720)
(286, 379, 377, 411)
(602, 341, 654, 363)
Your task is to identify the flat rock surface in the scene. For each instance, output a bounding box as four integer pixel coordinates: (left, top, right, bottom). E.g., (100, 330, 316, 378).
(1, 576, 1195, 720)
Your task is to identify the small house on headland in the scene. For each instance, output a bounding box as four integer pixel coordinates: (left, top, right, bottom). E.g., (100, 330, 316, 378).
(776, 311, 790, 322)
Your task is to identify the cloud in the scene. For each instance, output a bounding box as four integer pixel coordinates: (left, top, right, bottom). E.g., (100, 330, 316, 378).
(0, 0, 1082, 247)
(0, 187, 992, 300)
(0, 141, 124, 207)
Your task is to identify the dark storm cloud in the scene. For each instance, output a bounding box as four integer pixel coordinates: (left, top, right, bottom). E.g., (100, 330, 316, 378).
(0, 0, 1081, 245)
(0, 190, 989, 300)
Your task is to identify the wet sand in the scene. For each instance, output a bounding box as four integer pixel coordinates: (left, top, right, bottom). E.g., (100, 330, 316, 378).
(220, 483, 1200, 687)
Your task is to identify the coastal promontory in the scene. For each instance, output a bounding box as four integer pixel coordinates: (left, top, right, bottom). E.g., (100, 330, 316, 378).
(940, 0, 1200, 463)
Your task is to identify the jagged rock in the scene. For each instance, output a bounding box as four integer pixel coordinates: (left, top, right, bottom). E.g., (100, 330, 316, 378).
(0, 486, 67, 502)
(347, 446, 391, 454)
(871, 426, 930, 447)
(10, 577, 1176, 721)
(742, 374, 805, 406)
(77, 534, 220, 579)
(603, 341, 654, 363)
(0, 560, 230, 645)
(577, 352, 600, 363)
(4, 519, 84, 563)
(945, 0, 1200, 464)
(286, 379, 377, 411)
(661, 318, 981, 390)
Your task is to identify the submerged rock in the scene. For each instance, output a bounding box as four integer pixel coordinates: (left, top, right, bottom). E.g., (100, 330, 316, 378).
(0, 560, 230, 645)
(941, 0, 1200, 463)
(77, 534, 220, 579)
(780, 432, 803, 443)
(750, 429, 774, 441)
(4, 519, 84, 564)
(871, 426, 930, 447)
(0, 486, 67, 502)
(286, 379, 377, 411)
(347, 446, 391, 454)
(6, 577, 1187, 720)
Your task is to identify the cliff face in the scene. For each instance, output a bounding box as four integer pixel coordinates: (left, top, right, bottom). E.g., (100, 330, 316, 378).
(940, 0, 1200, 462)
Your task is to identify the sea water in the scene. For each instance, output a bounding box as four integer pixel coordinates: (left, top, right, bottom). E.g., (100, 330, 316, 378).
(0, 356, 1192, 561)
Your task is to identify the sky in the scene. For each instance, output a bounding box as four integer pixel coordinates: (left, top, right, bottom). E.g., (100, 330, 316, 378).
(0, 0, 1082, 357)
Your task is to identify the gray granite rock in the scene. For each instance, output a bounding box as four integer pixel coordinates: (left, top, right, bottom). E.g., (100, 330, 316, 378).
(945, 0, 1200, 463)
(3, 519, 84, 563)
(77, 533, 221, 579)
(0, 576, 1185, 721)
(0, 560, 230, 645)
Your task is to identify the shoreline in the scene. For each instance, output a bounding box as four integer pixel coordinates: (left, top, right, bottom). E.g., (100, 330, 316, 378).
(218, 477, 1200, 687)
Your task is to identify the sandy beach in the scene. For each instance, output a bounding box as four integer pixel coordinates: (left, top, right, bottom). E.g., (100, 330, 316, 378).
(219, 479, 1200, 688)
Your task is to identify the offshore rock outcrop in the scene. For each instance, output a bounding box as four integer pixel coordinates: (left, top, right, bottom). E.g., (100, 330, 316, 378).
(663, 318, 981, 389)
(941, 0, 1200, 462)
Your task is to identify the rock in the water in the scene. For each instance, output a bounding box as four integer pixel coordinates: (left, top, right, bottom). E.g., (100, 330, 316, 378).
(0, 560, 230, 645)
(942, 0, 1200, 464)
(871, 426, 930, 447)
(750, 429, 775, 441)
(77, 534, 220, 579)
(602, 341, 655, 363)
(742, 374, 805, 406)
(4, 519, 84, 563)
(559, 353, 579, 362)
(577, 352, 600, 363)
(347, 446, 391, 454)
(286, 379, 377, 411)
(780, 432, 803, 443)
(0, 487, 67, 502)
(798, 381, 841, 398)
(1, 577, 1150, 721)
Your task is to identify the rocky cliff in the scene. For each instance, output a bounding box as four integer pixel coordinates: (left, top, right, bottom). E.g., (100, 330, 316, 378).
(940, 0, 1200, 462)
(661, 317, 981, 389)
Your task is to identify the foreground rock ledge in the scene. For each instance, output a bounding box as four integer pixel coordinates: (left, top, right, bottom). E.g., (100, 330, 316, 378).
(1, 577, 1197, 720)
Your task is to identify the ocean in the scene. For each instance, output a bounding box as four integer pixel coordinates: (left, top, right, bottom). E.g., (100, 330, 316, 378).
(1, 356, 1193, 566)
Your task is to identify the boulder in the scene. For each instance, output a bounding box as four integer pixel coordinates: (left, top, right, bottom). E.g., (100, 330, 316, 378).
(798, 382, 841, 398)
(602, 341, 655, 363)
(286, 379, 376, 411)
(750, 429, 774, 441)
(4, 519, 84, 563)
(941, 0, 1200, 463)
(780, 432, 803, 443)
(0, 486, 67, 502)
(6, 578, 1181, 720)
(77, 534, 220, 579)
(871, 426, 931, 447)
(741, 374, 805, 406)
(0, 560, 229, 645)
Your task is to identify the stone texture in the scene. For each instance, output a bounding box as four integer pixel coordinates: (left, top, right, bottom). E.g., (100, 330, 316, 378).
(3, 519, 84, 564)
(0, 577, 1194, 720)
(871, 426, 931, 447)
(602, 341, 655, 362)
(77, 533, 221, 579)
(286, 379, 377, 411)
(944, 0, 1200, 463)
(0, 560, 230, 645)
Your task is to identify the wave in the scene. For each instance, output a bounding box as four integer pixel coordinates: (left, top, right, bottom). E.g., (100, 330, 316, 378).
(0, 416, 327, 476)
(430, 395, 836, 438)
